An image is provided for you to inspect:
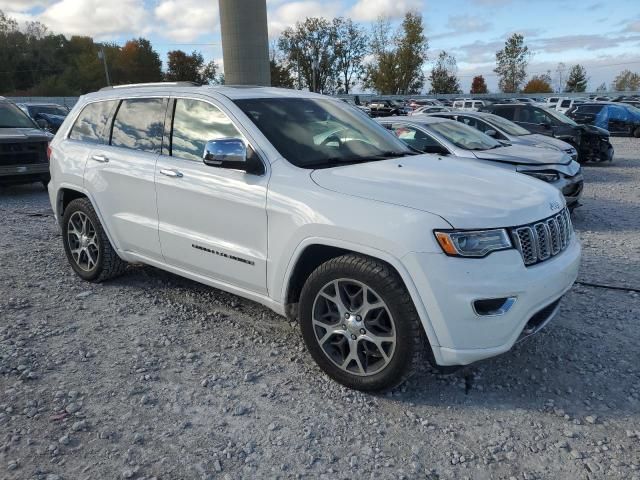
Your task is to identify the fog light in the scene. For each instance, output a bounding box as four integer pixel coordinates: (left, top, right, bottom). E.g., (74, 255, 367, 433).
(473, 297, 516, 316)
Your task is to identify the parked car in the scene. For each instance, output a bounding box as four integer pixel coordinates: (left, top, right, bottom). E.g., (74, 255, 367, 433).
(410, 106, 451, 115)
(481, 103, 614, 163)
(367, 99, 407, 117)
(545, 97, 561, 107)
(0, 97, 52, 187)
(377, 115, 583, 210)
(408, 99, 442, 109)
(430, 111, 579, 161)
(451, 99, 488, 111)
(566, 102, 640, 137)
(339, 98, 371, 116)
(555, 98, 585, 114)
(17, 102, 69, 133)
(47, 84, 580, 391)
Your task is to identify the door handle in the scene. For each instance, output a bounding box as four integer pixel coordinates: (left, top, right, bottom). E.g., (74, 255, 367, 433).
(91, 154, 109, 163)
(160, 168, 183, 178)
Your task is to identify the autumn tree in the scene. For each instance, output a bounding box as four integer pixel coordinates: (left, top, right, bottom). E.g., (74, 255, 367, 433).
(165, 50, 217, 84)
(522, 74, 553, 93)
(470, 75, 488, 94)
(494, 33, 530, 93)
(565, 64, 588, 92)
(428, 51, 461, 94)
(612, 69, 640, 92)
(112, 38, 162, 85)
(333, 17, 368, 94)
(278, 17, 337, 93)
(366, 12, 428, 94)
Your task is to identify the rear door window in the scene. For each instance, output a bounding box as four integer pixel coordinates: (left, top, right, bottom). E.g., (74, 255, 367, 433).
(493, 106, 515, 120)
(110, 98, 168, 154)
(69, 101, 117, 143)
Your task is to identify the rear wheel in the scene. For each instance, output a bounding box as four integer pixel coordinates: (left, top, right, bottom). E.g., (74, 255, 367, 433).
(61, 198, 127, 282)
(299, 254, 425, 392)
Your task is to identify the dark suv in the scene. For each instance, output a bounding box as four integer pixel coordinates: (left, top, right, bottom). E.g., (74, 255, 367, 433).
(482, 103, 613, 163)
(0, 98, 52, 187)
(566, 102, 640, 138)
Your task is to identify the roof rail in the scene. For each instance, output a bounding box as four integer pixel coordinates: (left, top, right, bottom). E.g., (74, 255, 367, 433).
(99, 81, 201, 91)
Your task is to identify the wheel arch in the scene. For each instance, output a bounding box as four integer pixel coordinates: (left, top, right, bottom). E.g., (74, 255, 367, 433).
(281, 238, 442, 352)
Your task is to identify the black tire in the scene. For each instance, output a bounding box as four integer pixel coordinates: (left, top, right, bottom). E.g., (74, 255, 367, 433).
(61, 198, 127, 282)
(634, 127, 640, 138)
(299, 254, 426, 392)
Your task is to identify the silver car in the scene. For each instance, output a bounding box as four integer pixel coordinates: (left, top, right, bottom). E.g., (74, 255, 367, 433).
(430, 111, 579, 162)
(377, 115, 583, 210)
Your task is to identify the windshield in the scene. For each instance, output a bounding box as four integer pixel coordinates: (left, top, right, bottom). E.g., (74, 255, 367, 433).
(29, 105, 68, 117)
(484, 113, 531, 136)
(0, 102, 38, 128)
(234, 98, 413, 168)
(427, 120, 501, 150)
(544, 107, 578, 126)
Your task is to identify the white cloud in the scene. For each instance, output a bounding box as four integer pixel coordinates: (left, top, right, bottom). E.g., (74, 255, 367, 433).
(348, 0, 423, 22)
(34, 0, 147, 38)
(268, 1, 341, 38)
(154, 0, 219, 42)
(0, 0, 51, 10)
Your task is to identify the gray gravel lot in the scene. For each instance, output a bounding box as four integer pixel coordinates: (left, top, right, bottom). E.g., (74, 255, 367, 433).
(1, 138, 639, 480)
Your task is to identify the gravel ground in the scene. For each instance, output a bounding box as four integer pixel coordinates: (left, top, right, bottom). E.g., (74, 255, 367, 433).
(0, 137, 639, 480)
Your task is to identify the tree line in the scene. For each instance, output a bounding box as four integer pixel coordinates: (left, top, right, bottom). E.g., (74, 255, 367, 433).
(2, 8, 638, 96)
(0, 10, 219, 95)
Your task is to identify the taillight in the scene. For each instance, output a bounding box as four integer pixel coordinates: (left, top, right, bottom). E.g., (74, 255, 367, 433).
(47, 144, 52, 161)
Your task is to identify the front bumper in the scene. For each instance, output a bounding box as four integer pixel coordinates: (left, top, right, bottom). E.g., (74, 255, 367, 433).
(403, 236, 581, 366)
(0, 163, 49, 184)
(554, 173, 583, 208)
(579, 136, 613, 163)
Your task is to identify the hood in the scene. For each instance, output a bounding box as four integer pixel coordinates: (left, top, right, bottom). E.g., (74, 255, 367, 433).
(310, 154, 564, 229)
(472, 144, 571, 166)
(0, 127, 52, 141)
(525, 133, 574, 151)
(580, 124, 609, 137)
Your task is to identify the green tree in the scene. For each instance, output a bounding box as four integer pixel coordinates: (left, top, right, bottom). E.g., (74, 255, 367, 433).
(522, 74, 553, 93)
(612, 69, 640, 92)
(428, 51, 461, 94)
(278, 17, 337, 93)
(565, 64, 588, 92)
(165, 50, 217, 84)
(270, 59, 295, 88)
(470, 75, 488, 94)
(366, 12, 428, 94)
(333, 17, 368, 94)
(494, 33, 530, 93)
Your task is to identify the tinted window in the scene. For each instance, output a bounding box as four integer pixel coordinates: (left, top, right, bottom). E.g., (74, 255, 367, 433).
(171, 99, 244, 161)
(110, 98, 167, 153)
(560, 100, 571, 107)
(574, 105, 604, 114)
(492, 106, 515, 120)
(428, 120, 501, 150)
(69, 101, 116, 143)
(464, 102, 473, 108)
(0, 101, 37, 128)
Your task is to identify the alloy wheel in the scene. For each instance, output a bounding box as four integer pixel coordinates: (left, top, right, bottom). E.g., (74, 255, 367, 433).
(311, 279, 396, 376)
(67, 211, 99, 272)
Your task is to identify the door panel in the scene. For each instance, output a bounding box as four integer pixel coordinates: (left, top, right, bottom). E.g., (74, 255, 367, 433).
(83, 97, 168, 260)
(156, 98, 268, 294)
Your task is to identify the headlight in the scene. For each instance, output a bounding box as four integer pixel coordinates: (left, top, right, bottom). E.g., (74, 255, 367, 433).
(519, 170, 560, 182)
(434, 229, 512, 257)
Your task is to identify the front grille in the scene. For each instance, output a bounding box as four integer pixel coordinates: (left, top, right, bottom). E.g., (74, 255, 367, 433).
(511, 208, 573, 266)
(0, 142, 48, 167)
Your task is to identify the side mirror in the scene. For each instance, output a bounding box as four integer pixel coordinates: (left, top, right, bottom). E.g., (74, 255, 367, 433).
(36, 118, 48, 130)
(203, 138, 247, 170)
(540, 120, 552, 129)
(485, 129, 497, 138)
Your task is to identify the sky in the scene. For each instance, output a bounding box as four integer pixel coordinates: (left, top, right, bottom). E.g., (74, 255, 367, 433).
(1, 0, 639, 93)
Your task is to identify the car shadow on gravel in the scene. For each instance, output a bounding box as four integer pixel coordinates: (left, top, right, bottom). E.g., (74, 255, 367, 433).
(0, 182, 49, 198)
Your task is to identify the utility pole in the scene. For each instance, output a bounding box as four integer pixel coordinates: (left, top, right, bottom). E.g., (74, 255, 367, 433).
(98, 47, 111, 87)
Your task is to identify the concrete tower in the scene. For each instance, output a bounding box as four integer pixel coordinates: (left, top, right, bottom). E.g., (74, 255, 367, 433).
(219, 0, 271, 86)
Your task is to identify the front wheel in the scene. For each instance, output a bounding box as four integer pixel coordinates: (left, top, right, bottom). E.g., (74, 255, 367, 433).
(299, 254, 425, 392)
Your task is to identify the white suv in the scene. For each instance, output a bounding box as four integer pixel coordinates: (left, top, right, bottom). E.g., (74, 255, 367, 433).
(48, 84, 581, 391)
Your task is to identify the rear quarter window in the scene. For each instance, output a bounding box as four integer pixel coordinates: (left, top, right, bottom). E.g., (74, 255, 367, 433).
(68, 100, 117, 143)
